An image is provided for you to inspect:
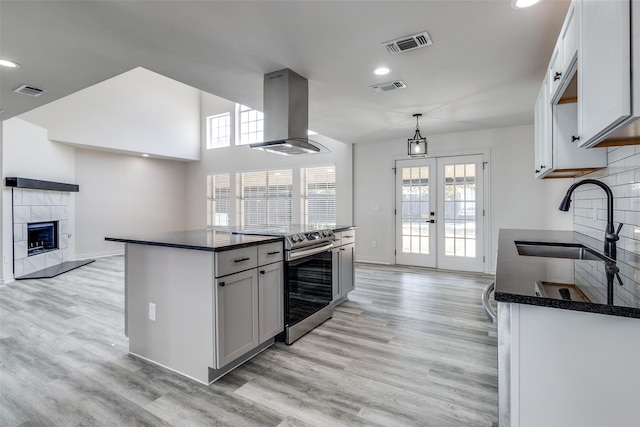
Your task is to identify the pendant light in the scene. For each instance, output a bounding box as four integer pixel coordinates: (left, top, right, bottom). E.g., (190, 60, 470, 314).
(408, 113, 428, 157)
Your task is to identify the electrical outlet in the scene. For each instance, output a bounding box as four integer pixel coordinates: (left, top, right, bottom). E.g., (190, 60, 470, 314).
(372, 240, 377, 248)
(149, 303, 156, 321)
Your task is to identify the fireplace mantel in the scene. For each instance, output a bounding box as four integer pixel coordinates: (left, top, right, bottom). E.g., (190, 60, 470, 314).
(5, 177, 79, 192)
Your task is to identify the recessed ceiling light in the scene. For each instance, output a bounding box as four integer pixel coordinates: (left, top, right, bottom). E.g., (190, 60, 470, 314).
(373, 67, 391, 76)
(142, 154, 149, 157)
(512, 0, 543, 9)
(0, 58, 21, 68)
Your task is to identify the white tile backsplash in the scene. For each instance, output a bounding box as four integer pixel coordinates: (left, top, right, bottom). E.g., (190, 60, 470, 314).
(576, 147, 640, 257)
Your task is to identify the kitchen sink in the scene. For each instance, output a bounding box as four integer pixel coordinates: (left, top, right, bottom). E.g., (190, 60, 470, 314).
(514, 241, 611, 262)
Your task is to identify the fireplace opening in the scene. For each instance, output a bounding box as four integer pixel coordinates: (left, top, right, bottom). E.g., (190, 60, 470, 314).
(27, 221, 59, 256)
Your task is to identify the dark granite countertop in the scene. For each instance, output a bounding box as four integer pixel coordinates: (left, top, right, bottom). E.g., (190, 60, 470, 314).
(495, 229, 640, 319)
(105, 229, 282, 252)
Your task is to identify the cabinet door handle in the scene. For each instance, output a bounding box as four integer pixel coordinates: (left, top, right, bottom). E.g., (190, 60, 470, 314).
(540, 165, 546, 169)
(340, 248, 346, 251)
(234, 257, 250, 263)
(535, 169, 541, 174)
(571, 135, 580, 142)
(219, 281, 225, 287)
(553, 71, 562, 81)
(260, 270, 265, 275)
(343, 235, 353, 238)
(267, 251, 280, 255)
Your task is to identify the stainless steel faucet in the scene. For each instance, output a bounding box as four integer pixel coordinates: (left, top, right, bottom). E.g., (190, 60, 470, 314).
(559, 179, 623, 260)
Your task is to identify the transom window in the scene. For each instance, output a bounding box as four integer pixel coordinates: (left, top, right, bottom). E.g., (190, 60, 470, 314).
(236, 104, 264, 146)
(206, 113, 231, 149)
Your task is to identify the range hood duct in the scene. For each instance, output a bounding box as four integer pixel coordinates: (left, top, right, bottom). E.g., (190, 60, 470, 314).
(249, 69, 327, 155)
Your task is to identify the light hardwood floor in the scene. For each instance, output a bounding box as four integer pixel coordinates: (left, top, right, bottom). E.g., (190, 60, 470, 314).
(0, 256, 498, 426)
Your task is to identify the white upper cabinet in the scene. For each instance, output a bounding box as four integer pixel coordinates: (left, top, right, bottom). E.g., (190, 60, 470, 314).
(534, 78, 552, 178)
(549, 0, 579, 103)
(534, 0, 607, 179)
(578, 0, 633, 148)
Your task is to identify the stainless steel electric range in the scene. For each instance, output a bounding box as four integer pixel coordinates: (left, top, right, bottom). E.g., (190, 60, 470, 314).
(234, 225, 335, 344)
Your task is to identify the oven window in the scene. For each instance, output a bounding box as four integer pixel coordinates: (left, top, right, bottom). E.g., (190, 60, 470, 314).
(285, 251, 332, 326)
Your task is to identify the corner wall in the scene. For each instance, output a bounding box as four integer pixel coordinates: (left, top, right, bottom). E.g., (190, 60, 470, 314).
(354, 124, 572, 273)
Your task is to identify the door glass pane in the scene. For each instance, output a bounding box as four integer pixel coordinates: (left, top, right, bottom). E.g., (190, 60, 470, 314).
(400, 166, 430, 254)
(443, 162, 477, 258)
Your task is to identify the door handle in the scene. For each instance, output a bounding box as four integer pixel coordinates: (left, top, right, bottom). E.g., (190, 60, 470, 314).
(426, 219, 436, 223)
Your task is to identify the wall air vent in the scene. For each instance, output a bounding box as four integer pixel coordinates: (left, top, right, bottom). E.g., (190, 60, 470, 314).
(383, 31, 432, 54)
(370, 80, 407, 93)
(14, 84, 47, 97)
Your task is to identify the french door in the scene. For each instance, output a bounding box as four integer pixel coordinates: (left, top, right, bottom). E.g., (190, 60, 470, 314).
(395, 155, 485, 272)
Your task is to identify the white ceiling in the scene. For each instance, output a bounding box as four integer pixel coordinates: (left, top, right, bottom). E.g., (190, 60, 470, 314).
(0, 0, 570, 145)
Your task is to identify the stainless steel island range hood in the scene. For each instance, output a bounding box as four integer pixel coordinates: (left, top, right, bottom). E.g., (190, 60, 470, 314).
(249, 68, 327, 155)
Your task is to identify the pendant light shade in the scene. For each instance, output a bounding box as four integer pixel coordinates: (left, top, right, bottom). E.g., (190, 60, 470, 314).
(408, 113, 427, 157)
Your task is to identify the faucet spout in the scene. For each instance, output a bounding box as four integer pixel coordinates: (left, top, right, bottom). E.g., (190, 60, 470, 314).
(558, 179, 622, 260)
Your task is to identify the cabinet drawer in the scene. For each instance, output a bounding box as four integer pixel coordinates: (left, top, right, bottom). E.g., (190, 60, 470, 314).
(215, 246, 258, 277)
(258, 242, 284, 265)
(339, 230, 356, 246)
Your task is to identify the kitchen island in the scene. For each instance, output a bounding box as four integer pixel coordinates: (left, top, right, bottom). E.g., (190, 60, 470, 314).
(105, 229, 284, 384)
(494, 229, 640, 427)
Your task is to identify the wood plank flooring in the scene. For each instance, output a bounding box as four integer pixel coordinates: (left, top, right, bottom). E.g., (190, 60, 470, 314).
(0, 257, 498, 426)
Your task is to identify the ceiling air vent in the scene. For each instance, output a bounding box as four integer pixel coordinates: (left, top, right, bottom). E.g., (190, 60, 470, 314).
(383, 31, 432, 54)
(370, 80, 407, 93)
(14, 84, 47, 97)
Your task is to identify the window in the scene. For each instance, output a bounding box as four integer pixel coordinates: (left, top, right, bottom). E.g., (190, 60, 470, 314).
(239, 170, 292, 227)
(302, 166, 336, 227)
(207, 174, 231, 226)
(206, 113, 231, 149)
(236, 104, 264, 145)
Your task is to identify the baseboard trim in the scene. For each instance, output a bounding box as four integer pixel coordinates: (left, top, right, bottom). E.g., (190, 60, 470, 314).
(355, 257, 391, 265)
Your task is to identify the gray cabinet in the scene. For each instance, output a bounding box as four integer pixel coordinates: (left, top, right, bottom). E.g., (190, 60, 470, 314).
(214, 242, 284, 369)
(332, 230, 356, 305)
(214, 268, 259, 368)
(258, 261, 284, 342)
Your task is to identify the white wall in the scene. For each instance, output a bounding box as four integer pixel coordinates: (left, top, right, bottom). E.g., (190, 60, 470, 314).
(354, 124, 572, 273)
(75, 149, 188, 259)
(2, 118, 189, 278)
(19, 67, 201, 161)
(185, 91, 354, 229)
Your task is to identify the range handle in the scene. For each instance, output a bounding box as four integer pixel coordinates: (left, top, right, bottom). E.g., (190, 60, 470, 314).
(286, 242, 334, 261)
(482, 282, 497, 324)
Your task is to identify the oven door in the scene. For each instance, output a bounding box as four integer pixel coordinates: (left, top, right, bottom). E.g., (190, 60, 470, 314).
(285, 248, 333, 327)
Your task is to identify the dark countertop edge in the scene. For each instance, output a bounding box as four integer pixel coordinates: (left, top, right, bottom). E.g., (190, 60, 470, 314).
(495, 229, 640, 319)
(494, 291, 640, 320)
(104, 236, 282, 252)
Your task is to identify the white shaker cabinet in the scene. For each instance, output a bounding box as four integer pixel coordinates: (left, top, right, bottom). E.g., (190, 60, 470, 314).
(578, 0, 633, 147)
(533, 0, 607, 178)
(534, 78, 552, 178)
